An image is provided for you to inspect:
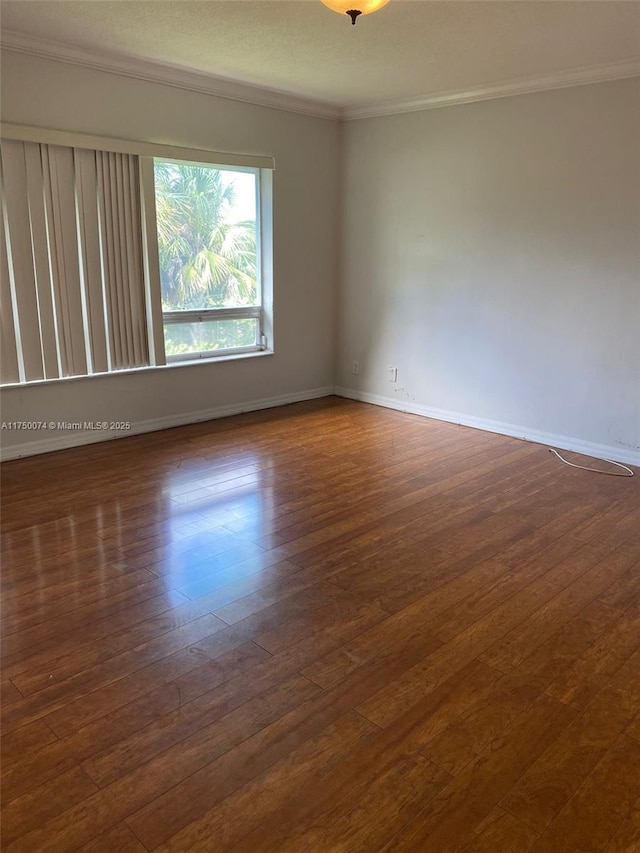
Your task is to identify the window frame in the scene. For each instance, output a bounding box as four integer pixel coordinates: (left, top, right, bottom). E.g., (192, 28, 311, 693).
(162, 308, 263, 363)
(140, 155, 273, 366)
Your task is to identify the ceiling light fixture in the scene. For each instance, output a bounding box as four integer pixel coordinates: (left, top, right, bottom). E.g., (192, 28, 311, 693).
(321, 0, 390, 26)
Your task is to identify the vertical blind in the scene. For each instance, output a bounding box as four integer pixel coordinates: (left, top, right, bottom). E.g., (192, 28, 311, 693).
(0, 140, 148, 384)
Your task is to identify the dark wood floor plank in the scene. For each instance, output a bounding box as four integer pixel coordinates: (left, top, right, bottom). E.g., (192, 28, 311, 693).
(626, 713, 640, 743)
(86, 629, 438, 794)
(44, 636, 269, 740)
(479, 542, 639, 673)
(603, 800, 640, 852)
(5, 674, 320, 852)
(3, 599, 387, 805)
(0, 718, 58, 766)
(1, 398, 638, 853)
(1, 614, 227, 735)
(300, 607, 461, 690)
(1, 585, 191, 661)
(0, 562, 155, 612)
(599, 562, 640, 613)
(136, 710, 380, 852)
(1, 764, 98, 846)
(423, 671, 545, 777)
(357, 539, 617, 729)
(263, 445, 542, 565)
(0, 573, 180, 641)
(1, 641, 271, 803)
(571, 497, 640, 549)
(455, 807, 539, 853)
(252, 439, 517, 551)
(75, 823, 148, 852)
(126, 630, 445, 850)
(0, 567, 158, 629)
(8, 598, 224, 692)
(222, 659, 507, 853)
(285, 750, 449, 852)
(287, 448, 553, 579)
(379, 694, 575, 852)
(500, 647, 640, 833)
(510, 598, 622, 688)
(526, 735, 640, 853)
(545, 599, 640, 710)
(0, 679, 23, 705)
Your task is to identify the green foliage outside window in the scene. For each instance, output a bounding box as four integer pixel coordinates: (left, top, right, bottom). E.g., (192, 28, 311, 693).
(154, 161, 258, 354)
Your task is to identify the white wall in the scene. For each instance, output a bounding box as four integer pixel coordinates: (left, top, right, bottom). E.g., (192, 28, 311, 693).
(0, 50, 339, 457)
(337, 79, 640, 464)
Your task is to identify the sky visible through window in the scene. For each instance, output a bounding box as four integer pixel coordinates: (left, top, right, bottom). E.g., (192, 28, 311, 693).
(219, 169, 256, 224)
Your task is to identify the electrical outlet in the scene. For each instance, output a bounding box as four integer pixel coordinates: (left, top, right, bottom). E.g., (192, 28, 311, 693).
(388, 367, 398, 383)
(352, 361, 359, 375)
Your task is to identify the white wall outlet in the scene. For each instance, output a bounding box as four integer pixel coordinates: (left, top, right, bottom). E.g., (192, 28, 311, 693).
(352, 361, 360, 375)
(388, 367, 398, 383)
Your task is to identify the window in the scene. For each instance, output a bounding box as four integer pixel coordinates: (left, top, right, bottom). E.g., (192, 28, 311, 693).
(153, 159, 263, 361)
(0, 128, 273, 385)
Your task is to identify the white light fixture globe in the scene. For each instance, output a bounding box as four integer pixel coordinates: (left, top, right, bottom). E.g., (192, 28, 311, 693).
(321, 0, 391, 26)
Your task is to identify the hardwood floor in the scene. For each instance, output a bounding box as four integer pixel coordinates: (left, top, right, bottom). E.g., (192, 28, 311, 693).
(1, 397, 639, 852)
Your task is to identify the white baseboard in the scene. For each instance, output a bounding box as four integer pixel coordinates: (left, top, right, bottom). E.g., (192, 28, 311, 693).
(335, 386, 640, 469)
(0, 386, 334, 461)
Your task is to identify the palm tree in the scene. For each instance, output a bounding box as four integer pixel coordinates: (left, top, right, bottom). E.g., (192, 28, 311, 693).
(154, 161, 257, 311)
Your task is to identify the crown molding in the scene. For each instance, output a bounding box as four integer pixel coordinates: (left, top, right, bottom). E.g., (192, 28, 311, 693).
(342, 58, 640, 120)
(0, 30, 341, 121)
(2, 29, 638, 123)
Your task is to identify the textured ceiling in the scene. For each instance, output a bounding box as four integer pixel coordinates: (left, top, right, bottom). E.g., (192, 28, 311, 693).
(1, 0, 639, 109)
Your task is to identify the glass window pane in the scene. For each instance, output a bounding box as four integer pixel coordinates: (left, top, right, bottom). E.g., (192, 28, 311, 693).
(154, 160, 258, 312)
(164, 318, 258, 357)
